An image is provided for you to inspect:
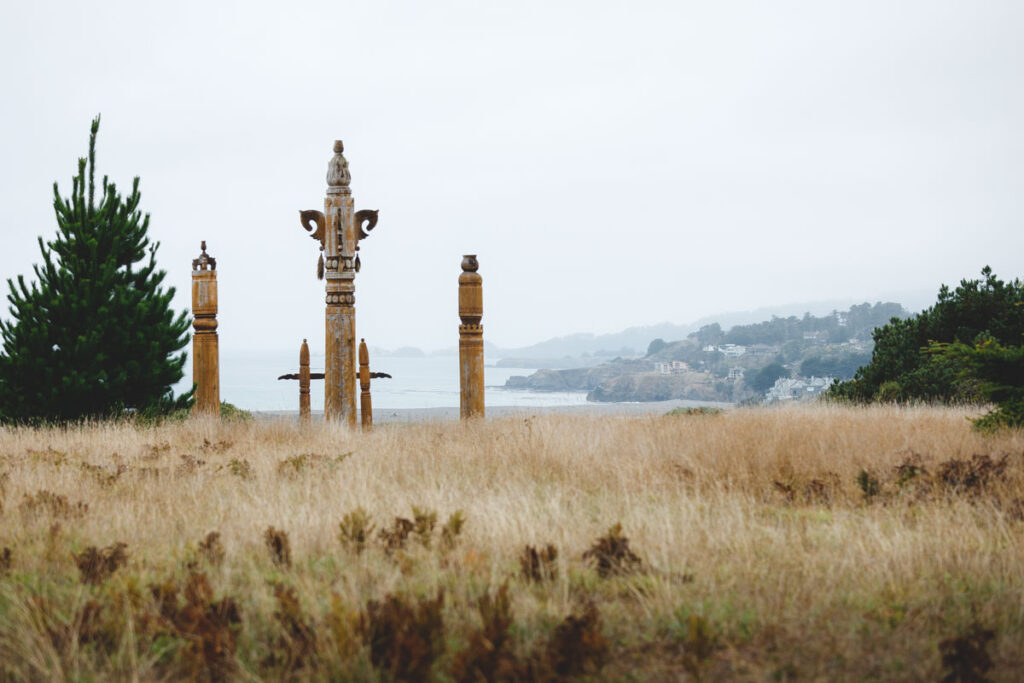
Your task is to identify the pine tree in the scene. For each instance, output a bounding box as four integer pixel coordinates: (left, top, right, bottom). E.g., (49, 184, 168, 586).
(0, 116, 191, 422)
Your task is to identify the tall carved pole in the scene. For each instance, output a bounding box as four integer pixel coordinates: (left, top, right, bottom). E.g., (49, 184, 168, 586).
(299, 141, 379, 427)
(299, 339, 311, 425)
(191, 242, 220, 416)
(459, 255, 485, 419)
(359, 338, 372, 430)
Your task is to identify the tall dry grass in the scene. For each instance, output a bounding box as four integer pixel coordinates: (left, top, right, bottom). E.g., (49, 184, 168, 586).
(0, 404, 1021, 680)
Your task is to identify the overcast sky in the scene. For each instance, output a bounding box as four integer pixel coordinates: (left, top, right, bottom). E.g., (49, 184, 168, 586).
(1, 0, 1021, 354)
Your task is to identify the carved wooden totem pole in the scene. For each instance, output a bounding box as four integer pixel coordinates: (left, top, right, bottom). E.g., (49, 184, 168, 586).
(191, 242, 220, 416)
(359, 339, 373, 429)
(458, 255, 485, 419)
(298, 141, 379, 426)
(299, 339, 311, 425)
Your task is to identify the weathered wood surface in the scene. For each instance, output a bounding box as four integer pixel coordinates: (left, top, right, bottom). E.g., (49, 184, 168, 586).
(191, 242, 220, 417)
(458, 255, 484, 419)
(298, 141, 380, 428)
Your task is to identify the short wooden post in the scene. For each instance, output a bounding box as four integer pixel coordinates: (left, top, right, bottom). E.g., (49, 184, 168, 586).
(458, 255, 484, 419)
(359, 338, 372, 429)
(299, 339, 311, 425)
(191, 242, 220, 416)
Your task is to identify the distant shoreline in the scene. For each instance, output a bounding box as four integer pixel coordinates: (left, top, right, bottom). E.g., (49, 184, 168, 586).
(254, 399, 733, 423)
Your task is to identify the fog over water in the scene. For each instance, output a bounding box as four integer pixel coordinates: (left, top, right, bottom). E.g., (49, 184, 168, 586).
(2, 1, 1022, 364)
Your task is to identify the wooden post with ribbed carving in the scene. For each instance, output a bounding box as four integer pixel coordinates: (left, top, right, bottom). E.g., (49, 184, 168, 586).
(459, 255, 484, 419)
(298, 141, 379, 427)
(359, 338, 372, 429)
(299, 339, 311, 425)
(191, 242, 220, 417)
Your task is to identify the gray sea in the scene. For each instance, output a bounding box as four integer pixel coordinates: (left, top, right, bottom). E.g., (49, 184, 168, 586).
(178, 352, 586, 412)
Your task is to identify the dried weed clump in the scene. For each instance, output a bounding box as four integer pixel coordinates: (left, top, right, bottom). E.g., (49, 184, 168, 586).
(225, 458, 253, 480)
(582, 523, 643, 578)
(198, 532, 225, 566)
(145, 571, 243, 680)
(263, 527, 292, 568)
(361, 590, 446, 681)
(19, 490, 88, 520)
(543, 601, 610, 678)
(939, 624, 995, 683)
(338, 507, 376, 554)
(74, 542, 128, 585)
(266, 583, 319, 672)
(851, 450, 1018, 508)
(452, 583, 520, 682)
(276, 452, 350, 477)
(376, 507, 465, 555)
(520, 544, 559, 583)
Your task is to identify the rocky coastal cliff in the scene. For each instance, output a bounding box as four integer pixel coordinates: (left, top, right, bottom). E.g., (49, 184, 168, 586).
(504, 360, 742, 403)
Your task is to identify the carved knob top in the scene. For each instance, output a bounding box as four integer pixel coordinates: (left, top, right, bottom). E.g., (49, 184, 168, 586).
(192, 241, 216, 271)
(326, 139, 351, 189)
(461, 255, 479, 273)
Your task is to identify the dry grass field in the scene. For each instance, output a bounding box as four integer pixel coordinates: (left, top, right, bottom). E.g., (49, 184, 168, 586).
(0, 404, 1022, 681)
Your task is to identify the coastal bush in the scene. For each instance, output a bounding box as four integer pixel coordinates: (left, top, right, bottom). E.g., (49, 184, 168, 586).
(829, 267, 1024, 404)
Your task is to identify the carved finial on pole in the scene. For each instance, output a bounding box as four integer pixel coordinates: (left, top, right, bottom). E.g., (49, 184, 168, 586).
(359, 338, 373, 430)
(458, 255, 484, 419)
(191, 242, 220, 416)
(299, 339, 311, 425)
(326, 140, 351, 191)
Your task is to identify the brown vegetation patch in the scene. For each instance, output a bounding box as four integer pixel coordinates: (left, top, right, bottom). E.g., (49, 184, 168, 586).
(266, 583, 319, 672)
(936, 454, 1008, 496)
(338, 507, 375, 554)
(226, 458, 253, 480)
(200, 438, 234, 453)
(773, 473, 841, 505)
(520, 544, 559, 583)
(452, 583, 521, 682)
(276, 452, 350, 477)
(583, 523, 643, 577)
(939, 624, 995, 683)
(263, 527, 291, 568)
(144, 571, 242, 680)
(440, 510, 466, 551)
(198, 532, 225, 566)
(78, 462, 126, 487)
(361, 590, 446, 681)
(19, 490, 88, 520)
(176, 454, 206, 475)
(74, 542, 128, 585)
(543, 601, 610, 678)
(379, 517, 415, 555)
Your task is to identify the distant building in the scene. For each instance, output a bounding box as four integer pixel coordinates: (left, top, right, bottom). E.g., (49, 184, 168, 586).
(719, 344, 746, 357)
(765, 376, 836, 402)
(747, 344, 778, 357)
(655, 360, 689, 375)
(727, 367, 745, 380)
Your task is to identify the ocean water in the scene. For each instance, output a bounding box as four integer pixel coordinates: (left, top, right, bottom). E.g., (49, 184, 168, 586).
(178, 352, 586, 412)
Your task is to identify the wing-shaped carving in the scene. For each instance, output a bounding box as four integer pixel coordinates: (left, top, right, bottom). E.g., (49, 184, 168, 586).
(299, 210, 326, 247)
(355, 209, 379, 240)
